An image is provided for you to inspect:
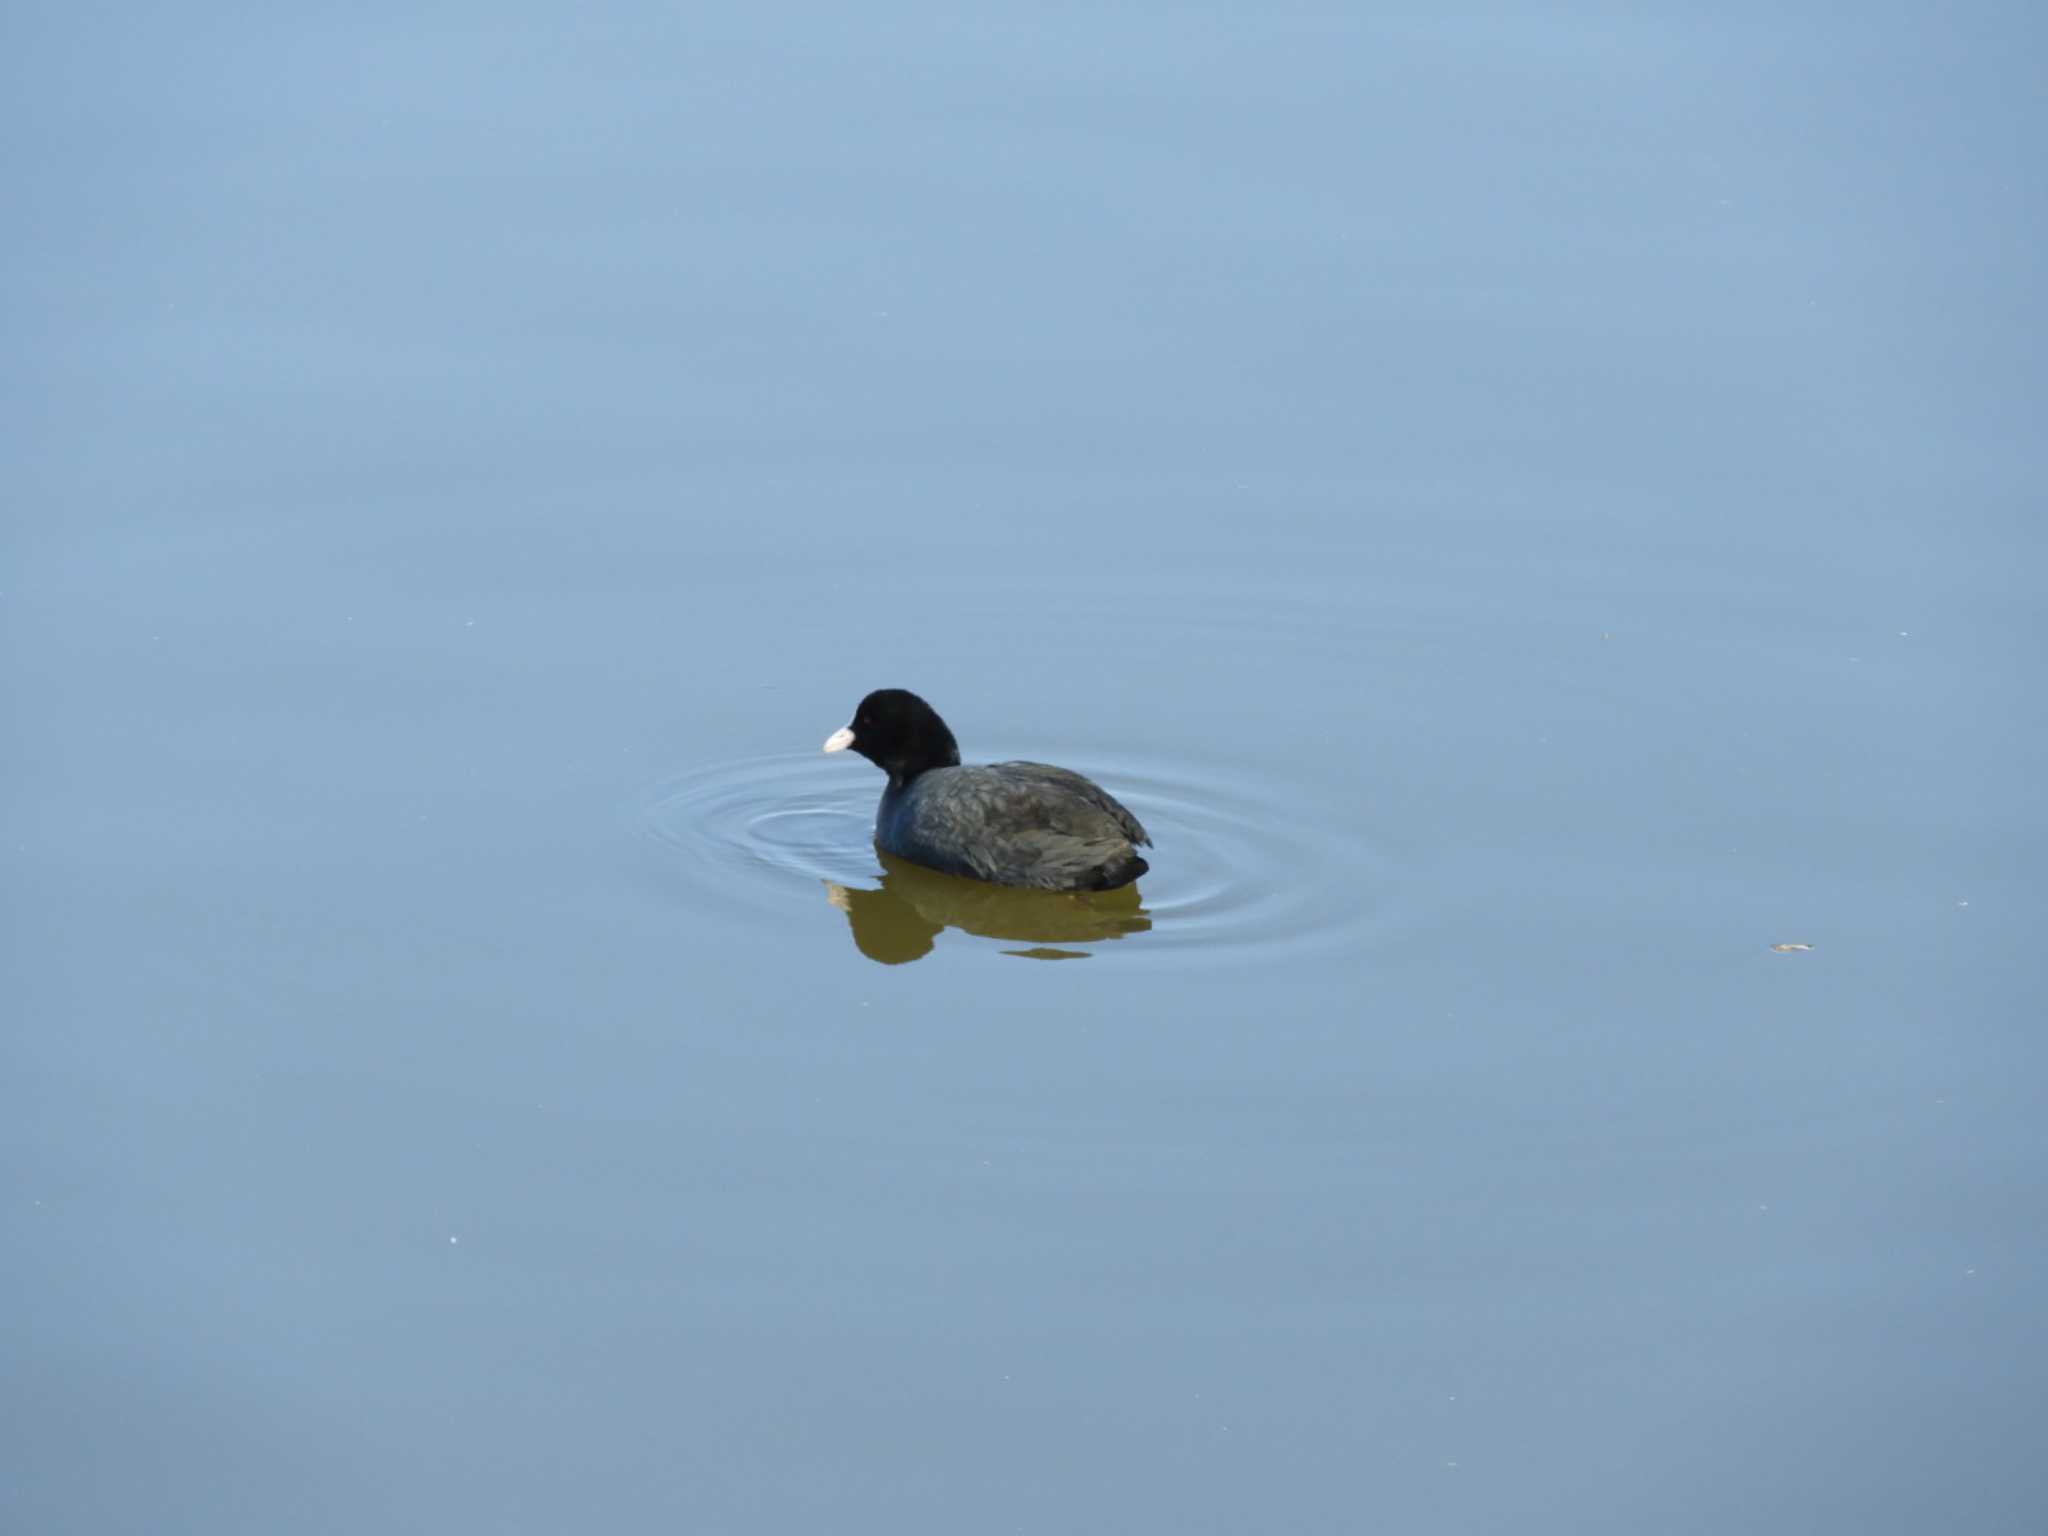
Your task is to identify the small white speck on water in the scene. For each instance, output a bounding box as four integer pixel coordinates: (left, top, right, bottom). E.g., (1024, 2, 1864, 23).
(449, 1235, 460, 1246)
(465, 619, 476, 628)
(1955, 899, 1970, 908)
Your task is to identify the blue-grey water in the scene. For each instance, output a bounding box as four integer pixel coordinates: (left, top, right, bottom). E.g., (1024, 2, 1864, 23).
(6, 4, 2044, 1532)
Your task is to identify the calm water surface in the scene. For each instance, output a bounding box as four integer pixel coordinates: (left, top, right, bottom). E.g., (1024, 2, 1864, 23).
(6, 3, 2044, 1533)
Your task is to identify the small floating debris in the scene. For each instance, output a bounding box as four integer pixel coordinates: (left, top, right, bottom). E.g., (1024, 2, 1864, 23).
(1769, 942, 1813, 953)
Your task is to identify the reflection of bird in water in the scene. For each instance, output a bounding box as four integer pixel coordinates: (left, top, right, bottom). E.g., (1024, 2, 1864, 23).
(825, 853, 1151, 965)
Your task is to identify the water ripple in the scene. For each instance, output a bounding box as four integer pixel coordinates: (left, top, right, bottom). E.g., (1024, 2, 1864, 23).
(640, 749, 1392, 964)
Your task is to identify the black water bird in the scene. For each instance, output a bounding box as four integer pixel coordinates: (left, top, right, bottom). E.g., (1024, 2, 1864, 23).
(823, 689, 1151, 892)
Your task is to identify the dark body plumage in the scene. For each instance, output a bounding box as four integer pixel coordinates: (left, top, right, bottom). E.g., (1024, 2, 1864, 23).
(824, 690, 1151, 892)
(880, 760, 1151, 890)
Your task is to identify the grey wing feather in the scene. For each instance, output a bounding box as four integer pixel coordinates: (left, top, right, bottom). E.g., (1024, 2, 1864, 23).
(889, 763, 1150, 889)
(987, 762, 1151, 847)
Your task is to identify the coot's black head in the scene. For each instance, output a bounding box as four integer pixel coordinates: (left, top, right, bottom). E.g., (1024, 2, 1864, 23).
(823, 689, 962, 785)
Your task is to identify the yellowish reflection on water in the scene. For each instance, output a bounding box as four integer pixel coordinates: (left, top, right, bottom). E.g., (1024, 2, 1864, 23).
(824, 852, 1151, 964)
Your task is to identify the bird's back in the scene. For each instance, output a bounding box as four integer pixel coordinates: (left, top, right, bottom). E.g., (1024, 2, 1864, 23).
(879, 762, 1151, 891)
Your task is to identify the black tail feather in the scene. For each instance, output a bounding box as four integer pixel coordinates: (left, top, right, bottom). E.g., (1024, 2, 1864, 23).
(1089, 852, 1149, 891)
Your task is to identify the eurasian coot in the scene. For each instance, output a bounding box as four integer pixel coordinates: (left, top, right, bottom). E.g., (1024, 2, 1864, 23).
(823, 689, 1151, 892)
